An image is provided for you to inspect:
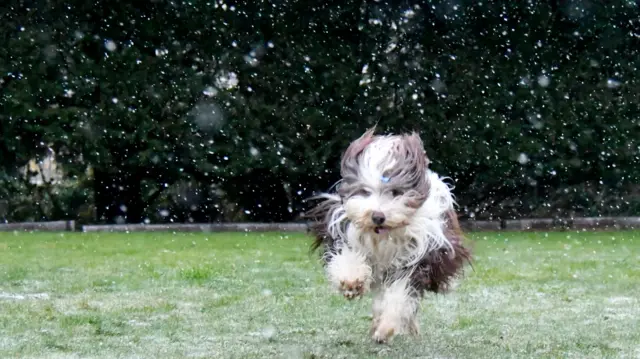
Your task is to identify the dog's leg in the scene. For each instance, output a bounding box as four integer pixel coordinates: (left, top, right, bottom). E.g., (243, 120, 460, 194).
(370, 289, 384, 335)
(370, 276, 420, 343)
(326, 245, 372, 300)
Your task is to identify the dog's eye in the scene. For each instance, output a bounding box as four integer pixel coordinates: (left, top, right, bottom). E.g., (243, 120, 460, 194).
(391, 189, 404, 197)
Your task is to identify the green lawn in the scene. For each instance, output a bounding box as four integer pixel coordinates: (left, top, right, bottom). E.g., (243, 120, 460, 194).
(0, 230, 639, 359)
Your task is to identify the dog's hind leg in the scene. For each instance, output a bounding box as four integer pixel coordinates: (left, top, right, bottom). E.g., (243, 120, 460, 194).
(325, 244, 372, 300)
(370, 276, 420, 343)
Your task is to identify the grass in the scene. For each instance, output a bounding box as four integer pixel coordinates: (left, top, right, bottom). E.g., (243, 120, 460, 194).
(0, 230, 639, 359)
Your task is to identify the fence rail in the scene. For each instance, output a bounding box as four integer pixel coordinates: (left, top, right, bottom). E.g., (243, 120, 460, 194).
(1, 217, 640, 233)
(80, 222, 308, 233)
(0, 221, 75, 232)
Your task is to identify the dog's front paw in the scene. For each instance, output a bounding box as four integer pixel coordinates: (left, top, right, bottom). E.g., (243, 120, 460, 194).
(339, 279, 366, 300)
(371, 319, 397, 344)
(370, 318, 419, 343)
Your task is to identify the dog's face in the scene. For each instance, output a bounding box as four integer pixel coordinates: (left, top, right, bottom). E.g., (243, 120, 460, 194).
(337, 128, 430, 235)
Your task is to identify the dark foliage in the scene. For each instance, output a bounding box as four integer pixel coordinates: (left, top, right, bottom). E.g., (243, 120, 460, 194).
(1, 1, 638, 223)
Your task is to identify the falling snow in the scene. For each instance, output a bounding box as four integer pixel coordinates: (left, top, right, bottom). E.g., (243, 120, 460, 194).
(104, 40, 117, 52)
(0, 1, 638, 227)
(537, 75, 550, 87)
(517, 153, 530, 165)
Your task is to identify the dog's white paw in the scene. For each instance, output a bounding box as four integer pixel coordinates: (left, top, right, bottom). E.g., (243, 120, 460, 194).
(339, 279, 366, 300)
(370, 317, 419, 343)
(371, 319, 397, 344)
(326, 248, 371, 300)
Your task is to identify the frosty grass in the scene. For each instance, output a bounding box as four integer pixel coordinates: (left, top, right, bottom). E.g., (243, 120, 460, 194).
(0, 230, 639, 358)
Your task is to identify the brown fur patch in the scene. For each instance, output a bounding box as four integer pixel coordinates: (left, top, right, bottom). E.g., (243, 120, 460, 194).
(337, 127, 377, 198)
(381, 132, 431, 208)
(408, 209, 473, 295)
(340, 127, 377, 176)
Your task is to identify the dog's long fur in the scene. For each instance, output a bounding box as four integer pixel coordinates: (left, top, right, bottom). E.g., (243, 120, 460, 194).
(306, 127, 472, 343)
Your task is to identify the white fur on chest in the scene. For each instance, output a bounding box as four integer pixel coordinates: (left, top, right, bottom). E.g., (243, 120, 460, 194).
(352, 232, 413, 270)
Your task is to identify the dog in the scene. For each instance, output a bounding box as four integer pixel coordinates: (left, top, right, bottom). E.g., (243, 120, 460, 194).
(305, 127, 472, 344)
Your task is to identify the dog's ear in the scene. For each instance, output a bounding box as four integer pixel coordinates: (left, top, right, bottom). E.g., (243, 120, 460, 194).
(340, 127, 376, 177)
(405, 131, 430, 169)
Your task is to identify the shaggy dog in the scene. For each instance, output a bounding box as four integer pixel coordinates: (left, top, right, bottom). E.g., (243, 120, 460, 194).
(306, 127, 472, 344)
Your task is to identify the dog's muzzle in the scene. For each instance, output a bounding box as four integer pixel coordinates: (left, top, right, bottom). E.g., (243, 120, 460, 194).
(371, 211, 386, 225)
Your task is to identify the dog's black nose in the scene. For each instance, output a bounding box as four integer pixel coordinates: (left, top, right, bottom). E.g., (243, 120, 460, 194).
(371, 211, 386, 225)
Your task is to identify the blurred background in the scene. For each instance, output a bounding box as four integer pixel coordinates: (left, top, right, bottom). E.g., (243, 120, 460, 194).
(0, 0, 638, 226)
